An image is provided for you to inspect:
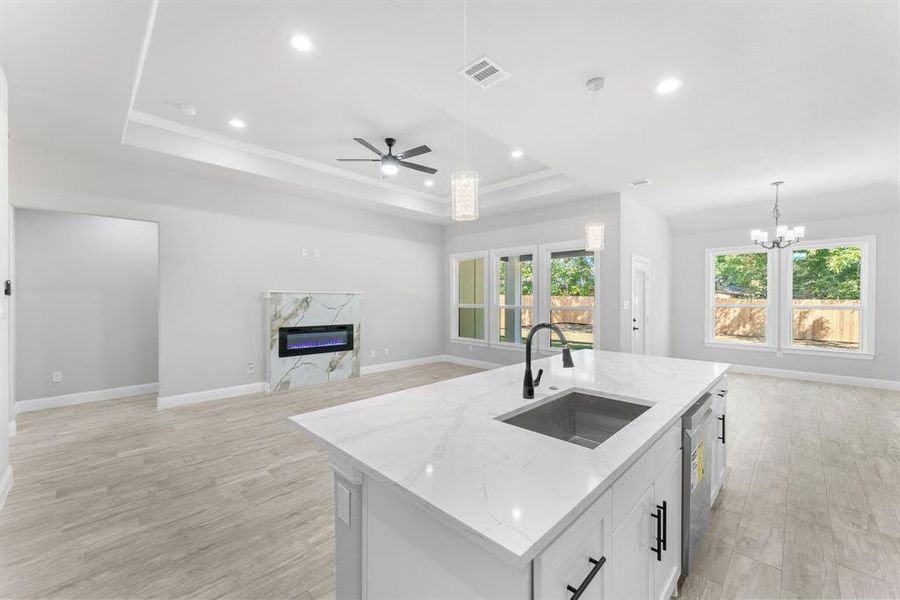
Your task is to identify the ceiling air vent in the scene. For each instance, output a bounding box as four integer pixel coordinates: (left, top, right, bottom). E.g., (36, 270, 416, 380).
(629, 178, 653, 187)
(460, 56, 510, 89)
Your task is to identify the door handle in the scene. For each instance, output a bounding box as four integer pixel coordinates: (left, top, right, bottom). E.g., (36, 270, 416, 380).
(650, 506, 662, 561)
(658, 501, 667, 551)
(718, 414, 726, 444)
(632, 326, 640, 331)
(566, 556, 606, 600)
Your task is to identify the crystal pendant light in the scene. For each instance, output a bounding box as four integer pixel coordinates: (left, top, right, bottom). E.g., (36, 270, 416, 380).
(585, 220, 605, 251)
(584, 76, 605, 251)
(751, 181, 805, 249)
(451, 171, 479, 221)
(451, 0, 479, 221)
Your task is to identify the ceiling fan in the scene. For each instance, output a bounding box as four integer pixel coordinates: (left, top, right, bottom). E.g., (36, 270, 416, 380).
(337, 137, 437, 177)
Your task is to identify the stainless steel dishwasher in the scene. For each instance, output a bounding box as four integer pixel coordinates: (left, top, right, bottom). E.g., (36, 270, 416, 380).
(681, 392, 714, 576)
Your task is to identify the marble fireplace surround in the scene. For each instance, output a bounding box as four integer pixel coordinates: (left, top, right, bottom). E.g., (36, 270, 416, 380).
(265, 291, 361, 392)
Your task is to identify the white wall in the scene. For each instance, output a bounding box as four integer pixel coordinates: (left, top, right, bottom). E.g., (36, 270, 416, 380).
(620, 195, 672, 356)
(10, 142, 445, 398)
(15, 210, 159, 400)
(672, 210, 900, 382)
(443, 196, 622, 365)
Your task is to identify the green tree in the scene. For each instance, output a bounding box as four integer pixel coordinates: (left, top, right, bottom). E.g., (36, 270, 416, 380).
(715, 253, 768, 299)
(792, 247, 860, 300)
(550, 256, 594, 296)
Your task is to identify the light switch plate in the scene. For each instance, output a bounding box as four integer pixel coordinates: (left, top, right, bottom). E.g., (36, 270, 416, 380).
(336, 483, 351, 527)
(622, 300, 631, 310)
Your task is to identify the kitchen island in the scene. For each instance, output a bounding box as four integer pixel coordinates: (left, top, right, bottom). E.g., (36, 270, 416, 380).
(290, 350, 729, 599)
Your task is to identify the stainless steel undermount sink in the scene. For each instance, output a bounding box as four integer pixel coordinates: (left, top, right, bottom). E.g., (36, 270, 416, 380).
(499, 391, 651, 449)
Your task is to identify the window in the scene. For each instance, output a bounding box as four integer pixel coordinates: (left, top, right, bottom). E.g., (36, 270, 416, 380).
(709, 250, 770, 345)
(788, 242, 867, 352)
(548, 248, 596, 350)
(706, 237, 875, 356)
(493, 249, 535, 345)
(451, 253, 486, 341)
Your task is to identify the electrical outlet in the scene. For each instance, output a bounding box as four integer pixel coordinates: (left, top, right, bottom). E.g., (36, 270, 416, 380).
(383, 347, 390, 356)
(313, 249, 320, 258)
(302, 248, 309, 257)
(468, 345, 474, 352)
(369, 349, 375, 357)
(247, 362, 255, 374)
(51, 371, 63, 383)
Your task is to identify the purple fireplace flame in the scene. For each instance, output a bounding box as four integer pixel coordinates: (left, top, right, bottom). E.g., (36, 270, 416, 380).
(279, 324, 354, 357)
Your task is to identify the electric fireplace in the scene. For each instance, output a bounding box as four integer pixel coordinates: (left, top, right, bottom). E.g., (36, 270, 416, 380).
(278, 324, 354, 357)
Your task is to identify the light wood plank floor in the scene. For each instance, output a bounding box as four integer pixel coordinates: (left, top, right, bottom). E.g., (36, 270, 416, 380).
(3, 369, 900, 599)
(683, 375, 900, 600)
(0, 362, 481, 599)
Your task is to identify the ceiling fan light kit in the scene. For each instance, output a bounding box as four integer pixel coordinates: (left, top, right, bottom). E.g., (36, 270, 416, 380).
(336, 137, 437, 178)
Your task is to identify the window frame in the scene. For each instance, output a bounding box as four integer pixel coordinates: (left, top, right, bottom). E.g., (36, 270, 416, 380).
(450, 250, 489, 345)
(779, 236, 875, 358)
(705, 245, 777, 350)
(539, 240, 601, 352)
(704, 237, 876, 359)
(490, 245, 538, 349)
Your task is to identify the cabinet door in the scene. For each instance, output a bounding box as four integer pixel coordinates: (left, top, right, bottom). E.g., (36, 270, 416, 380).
(710, 391, 727, 503)
(535, 490, 611, 600)
(609, 485, 655, 600)
(654, 450, 682, 600)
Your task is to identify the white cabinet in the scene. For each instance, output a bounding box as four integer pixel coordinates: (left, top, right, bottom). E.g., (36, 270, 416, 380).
(653, 451, 682, 600)
(610, 486, 655, 600)
(709, 379, 728, 504)
(609, 424, 682, 600)
(535, 489, 612, 600)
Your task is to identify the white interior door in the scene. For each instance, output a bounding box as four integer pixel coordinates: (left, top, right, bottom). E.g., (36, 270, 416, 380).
(631, 257, 650, 354)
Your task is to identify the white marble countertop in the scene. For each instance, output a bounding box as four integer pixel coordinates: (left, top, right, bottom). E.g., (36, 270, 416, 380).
(289, 350, 729, 568)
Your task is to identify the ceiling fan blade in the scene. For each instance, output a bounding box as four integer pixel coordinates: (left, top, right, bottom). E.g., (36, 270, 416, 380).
(397, 145, 431, 160)
(398, 161, 438, 175)
(336, 158, 380, 162)
(353, 137, 384, 156)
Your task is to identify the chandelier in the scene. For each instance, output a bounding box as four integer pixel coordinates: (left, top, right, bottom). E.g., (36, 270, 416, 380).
(751, 181, 805, 249)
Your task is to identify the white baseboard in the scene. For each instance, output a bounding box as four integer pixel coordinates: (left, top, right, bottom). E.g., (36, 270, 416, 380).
(15, 382, 160, 414)
(361, 355, 447, 375)
(157, 381, 269, 410)
(8, 420, 16, 438)
(729, 364, 900, 391)
(439, 354, 506, 370)
(0, 465, 13, 513)
(361, 354, 505, 375)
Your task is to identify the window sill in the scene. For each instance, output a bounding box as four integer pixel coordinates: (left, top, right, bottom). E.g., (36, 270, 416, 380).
(490, 341, 527, 352)
(780, 347, 875, 360)
(449, 337, 488, 347)
(704, 341, 874, 360)
(705, 341, 777, 353)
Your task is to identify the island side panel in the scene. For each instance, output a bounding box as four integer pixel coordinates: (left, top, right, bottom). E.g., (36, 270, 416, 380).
(364, 477, 531, 600)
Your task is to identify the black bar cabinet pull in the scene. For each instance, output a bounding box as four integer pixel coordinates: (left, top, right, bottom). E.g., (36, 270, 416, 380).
(566, 555, 606, 600)
(718, 414, 726, 444)
(658, 500, 668, 550)
(650, 507, 662, 561)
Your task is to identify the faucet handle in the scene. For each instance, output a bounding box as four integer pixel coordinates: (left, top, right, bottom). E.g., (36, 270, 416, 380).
(534, 368, 544, 387)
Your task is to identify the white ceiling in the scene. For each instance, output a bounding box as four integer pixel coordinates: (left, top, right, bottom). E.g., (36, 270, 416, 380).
(1, 1, 898, 222)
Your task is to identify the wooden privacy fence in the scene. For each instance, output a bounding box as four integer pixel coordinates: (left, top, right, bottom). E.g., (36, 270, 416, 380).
(498, 295, 594, 326)
(714, 295, 859, 345)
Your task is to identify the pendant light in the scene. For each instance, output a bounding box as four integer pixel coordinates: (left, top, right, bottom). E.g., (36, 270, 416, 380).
(584, 76, 605, 251)
(451, 0, 479, 221)
(751, 181, 805, 249)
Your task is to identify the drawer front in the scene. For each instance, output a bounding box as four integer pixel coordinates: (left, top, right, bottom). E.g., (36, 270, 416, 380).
(535, 489, 612, 600)
(612, 422, 680, 530)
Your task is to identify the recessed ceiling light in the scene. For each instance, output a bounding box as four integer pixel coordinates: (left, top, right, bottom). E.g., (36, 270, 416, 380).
(228, 118, 246, 129)
(655, 78, 683, 95)
(510, 149, 524, 159)
(629, 178, 653, 187)
(290, 34, 313, 53)
(424, 179, 435, 187)
(179, 103, 197, 117)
